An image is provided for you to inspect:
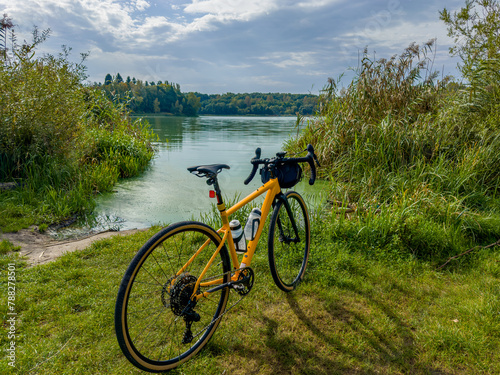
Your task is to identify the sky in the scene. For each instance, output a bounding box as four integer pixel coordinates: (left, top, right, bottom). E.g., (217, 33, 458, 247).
(1, 0, 465, 94)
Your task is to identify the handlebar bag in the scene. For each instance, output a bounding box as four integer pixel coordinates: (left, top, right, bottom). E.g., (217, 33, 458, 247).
(261, 162, 302, 188)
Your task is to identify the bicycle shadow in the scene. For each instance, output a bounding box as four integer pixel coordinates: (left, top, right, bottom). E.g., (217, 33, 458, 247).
(219, 271, 452, 375)
(214, 312, 350, 374)
(283, 274, 451, 375)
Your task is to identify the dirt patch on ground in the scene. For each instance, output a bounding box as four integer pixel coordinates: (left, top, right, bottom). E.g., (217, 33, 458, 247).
(1, 227, 148, 267)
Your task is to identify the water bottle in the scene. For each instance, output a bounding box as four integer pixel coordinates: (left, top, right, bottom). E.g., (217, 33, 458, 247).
(229, 220, 246, 254)
(244, 208, 261, 241)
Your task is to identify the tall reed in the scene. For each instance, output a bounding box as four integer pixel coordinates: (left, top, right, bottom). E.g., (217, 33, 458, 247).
(287, 40, 500, 263)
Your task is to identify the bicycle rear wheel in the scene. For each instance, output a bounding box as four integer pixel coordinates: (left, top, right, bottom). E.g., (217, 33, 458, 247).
(268, 191, 310, 292)
(115, 221, 231, 372)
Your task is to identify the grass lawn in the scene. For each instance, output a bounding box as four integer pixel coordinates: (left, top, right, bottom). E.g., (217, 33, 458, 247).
(1, 224, 499, 374)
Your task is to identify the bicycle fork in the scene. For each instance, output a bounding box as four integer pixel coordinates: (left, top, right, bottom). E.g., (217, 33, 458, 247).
(275, 193, 301, 244)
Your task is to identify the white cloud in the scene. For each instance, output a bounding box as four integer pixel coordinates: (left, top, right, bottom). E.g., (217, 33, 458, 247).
(332, 16, 459, 77)
(184, 0, 279, 20)
(176, 0, 282, 38)
(0, 0, 284, 48)
(337, 18, 453, 60)
(247, 75, 294, 89)
(86, 46, 181, 81)
(1, 0, 136, 36)
(226, 63, 253, 69)
(134, 0, 150, 11)
(296, 0, 344, 9)
(0, 0, 177, 47)
(0, 0, 464, 92)
(260, 51, 318, 68)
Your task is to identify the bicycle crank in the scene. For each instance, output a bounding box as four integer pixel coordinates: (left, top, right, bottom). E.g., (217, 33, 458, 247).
(182, 267, 255, 344)
(231, 267, 255, 296)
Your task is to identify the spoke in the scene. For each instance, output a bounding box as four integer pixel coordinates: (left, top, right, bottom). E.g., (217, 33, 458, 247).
(127, 303, 167, 319)
(132, 305, 170, 352)
(270, 195, 308, 288)
(119, 225, 237, 368)
(150, 250, 171, 282)
(138, 265, 164, 288)
(175, 232, 186, 272)
(155, 314, 184, 362)
(160, 240, 177, 274)
(133, 280, 166, 287)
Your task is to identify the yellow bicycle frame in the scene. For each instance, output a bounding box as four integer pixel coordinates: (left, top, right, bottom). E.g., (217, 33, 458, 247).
(185, 177, 282, 300)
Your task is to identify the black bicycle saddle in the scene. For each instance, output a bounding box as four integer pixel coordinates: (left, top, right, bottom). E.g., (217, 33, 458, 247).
(187, 164, 230, 177)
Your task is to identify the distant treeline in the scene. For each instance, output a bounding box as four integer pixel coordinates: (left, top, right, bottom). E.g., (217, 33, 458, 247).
(194, 92, 318, 116)
(95, 73, 201, 116)
(95, 73, 318, 116)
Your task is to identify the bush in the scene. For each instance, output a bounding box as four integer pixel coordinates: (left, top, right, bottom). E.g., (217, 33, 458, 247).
(287, 26, 500, 262)
(0, 28, 155, 230)
(0, 47, 86, 180)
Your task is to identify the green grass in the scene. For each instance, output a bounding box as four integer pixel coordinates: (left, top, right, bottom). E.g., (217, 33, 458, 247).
(1, 219, 499, 374)
(0, 240, 20, 255)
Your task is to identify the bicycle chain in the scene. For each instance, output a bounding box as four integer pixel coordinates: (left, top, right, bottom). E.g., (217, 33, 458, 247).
(188, 267, 251, 342)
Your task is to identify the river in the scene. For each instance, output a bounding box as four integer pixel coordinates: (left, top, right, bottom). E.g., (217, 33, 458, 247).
(93, 115, 325, 231)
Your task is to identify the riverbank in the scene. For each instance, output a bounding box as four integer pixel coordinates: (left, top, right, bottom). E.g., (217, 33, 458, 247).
(0, 227, 148, 267)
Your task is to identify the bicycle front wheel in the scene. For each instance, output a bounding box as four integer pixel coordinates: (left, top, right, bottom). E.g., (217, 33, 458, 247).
(115, 221, 231, 373)
(268, 191, 310, 292)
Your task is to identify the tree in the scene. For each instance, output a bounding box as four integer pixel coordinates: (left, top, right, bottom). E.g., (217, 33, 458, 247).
(153, 98, 160, 113)
(440, 0, 500, 77)
(185, 92, 201, 116)
(104, 73, 112, 85)
(115, 72, 123, 83)
(0, 14, 14, 61)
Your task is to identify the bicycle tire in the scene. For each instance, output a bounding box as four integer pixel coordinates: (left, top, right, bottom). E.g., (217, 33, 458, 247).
(115, 221, 231, 372)
(268, 191, 310, 292)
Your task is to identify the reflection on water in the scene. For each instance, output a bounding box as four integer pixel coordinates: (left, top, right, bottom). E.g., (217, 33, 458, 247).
(95, 116, 326, 230)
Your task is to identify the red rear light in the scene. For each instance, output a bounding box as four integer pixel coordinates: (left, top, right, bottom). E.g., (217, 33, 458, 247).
(209, 190, 216, 198)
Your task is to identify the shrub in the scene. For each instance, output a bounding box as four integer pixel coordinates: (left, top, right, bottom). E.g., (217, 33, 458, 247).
(0, 46, 86, 180)
(287, 28, 500, 262)
(0, 25, 155, 230)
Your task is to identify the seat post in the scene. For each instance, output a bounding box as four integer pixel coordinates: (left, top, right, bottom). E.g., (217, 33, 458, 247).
(188, 163, 230, 225)
(207, 176, 223, 205)
(207, 176, 228, 223)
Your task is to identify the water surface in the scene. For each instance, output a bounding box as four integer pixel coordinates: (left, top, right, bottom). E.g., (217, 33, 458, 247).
(95, 116, 324, 230)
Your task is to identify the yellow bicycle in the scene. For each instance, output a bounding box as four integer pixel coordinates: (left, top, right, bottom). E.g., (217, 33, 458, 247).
(115, 144, 320, 372)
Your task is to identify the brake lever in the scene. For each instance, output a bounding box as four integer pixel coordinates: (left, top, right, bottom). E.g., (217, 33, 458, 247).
(312, 153, 321, 168)
(305, 144, 320, 167)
